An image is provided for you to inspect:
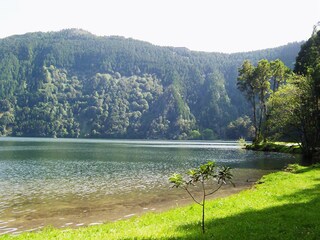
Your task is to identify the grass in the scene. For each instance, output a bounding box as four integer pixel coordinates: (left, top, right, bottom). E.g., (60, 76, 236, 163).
(2, 164, 320, 239)
(245, 141, 302, 154)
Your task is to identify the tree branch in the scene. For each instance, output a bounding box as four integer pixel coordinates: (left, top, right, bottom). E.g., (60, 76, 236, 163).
(183, 186, 203, 206)
(205, 183, 223, 197)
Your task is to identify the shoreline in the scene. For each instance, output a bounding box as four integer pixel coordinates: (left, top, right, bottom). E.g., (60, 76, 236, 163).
(245, 142, 302, 154)
(1, 170, 264, 236)
(3, 164, 320, 239)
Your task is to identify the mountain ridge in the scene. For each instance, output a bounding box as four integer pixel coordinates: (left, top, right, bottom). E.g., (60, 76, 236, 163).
(0, 28, 303, 55)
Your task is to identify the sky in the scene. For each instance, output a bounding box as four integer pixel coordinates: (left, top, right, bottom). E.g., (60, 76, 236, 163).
(0, 0, 319, 53)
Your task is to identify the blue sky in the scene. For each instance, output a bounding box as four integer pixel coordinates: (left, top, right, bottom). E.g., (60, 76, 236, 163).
(0, 0, 319, 53)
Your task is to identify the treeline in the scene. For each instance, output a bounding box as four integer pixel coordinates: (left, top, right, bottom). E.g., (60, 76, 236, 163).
(0, 29, 302, 139)
(237, 30, 320, 162)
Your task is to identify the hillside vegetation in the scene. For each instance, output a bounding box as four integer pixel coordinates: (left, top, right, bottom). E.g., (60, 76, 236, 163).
(235, 30, 320, 162)
(0, 29, 301, 139)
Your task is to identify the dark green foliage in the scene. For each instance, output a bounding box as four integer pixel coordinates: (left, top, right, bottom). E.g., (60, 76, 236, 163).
(237, 59, 292, 143)
(234, 26, 320, 162)
(189, 130, 201, 140)
(0, 29, 301, 139)
(201, 128, 215, 140)
(226, 115, 254, 139)
(294, 31, 320, 161)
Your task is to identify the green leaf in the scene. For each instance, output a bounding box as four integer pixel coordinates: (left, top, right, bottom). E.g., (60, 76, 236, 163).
(168, 173, 184, 188)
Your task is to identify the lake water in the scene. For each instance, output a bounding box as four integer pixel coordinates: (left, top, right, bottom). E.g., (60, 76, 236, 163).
(0, 137, 300, 235)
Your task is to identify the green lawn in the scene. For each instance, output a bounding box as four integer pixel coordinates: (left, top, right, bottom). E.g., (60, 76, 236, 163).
(2, 164, 320, 239)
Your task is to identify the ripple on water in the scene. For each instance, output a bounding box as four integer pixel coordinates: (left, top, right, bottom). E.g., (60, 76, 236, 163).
(0, 227, 18, 235)
(89, 222, 103, 226)
(0, 139, 300, 235)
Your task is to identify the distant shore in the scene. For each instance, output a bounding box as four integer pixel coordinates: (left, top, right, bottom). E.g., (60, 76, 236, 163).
(245, 142, 302, 154)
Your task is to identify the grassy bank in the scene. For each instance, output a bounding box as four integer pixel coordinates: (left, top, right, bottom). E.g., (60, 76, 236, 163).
(245, 141, 302, 154)
(2, 164, 320, 239)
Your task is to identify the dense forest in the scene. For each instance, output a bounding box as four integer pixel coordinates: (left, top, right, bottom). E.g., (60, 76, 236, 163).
(0, 29, 302, 139)
(237, 29, 320, 162)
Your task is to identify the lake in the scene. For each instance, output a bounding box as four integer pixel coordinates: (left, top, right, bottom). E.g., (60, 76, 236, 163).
(0, 137, 300, 235)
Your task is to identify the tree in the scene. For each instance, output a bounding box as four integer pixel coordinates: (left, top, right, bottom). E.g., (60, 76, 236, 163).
(254, 60, 271, 141)
(169, 161, 233, 234)
(0, 99, 12, 112)
(237, 60, 260, 141)
(294, 30, 320, 161)
(267, 76, 303, 141)
(189, 130, 201, 140)
(238, 59, 290, 143)
(226, 115, 254, 139)
(268, 74, 318, 161)
(202, 128, 215, 140)
(270, 59, 290, 92)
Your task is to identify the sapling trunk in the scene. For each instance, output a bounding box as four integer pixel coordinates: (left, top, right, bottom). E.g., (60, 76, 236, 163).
(202, 196, 205, 234)
(201, 180, 206, 234)
(169, 162, 234, 235)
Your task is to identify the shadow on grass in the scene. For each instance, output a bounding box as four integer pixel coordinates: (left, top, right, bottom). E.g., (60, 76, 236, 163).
(165, 184, 320, 240)
(297, 164, 320, 173)
(285, 163, 320, 174)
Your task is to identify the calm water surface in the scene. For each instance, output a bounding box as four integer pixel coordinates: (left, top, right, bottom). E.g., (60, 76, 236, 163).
(0, 137, 300, 235)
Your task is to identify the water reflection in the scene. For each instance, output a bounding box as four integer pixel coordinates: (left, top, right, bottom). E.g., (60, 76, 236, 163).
(0, 137, 300, 235)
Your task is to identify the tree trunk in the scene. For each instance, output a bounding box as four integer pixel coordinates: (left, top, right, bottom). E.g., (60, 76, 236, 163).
(202, 197, 205, 234)
(257, 99, 263, 143)
(252, 96, 258, 142)
(201, 181, 206, 234)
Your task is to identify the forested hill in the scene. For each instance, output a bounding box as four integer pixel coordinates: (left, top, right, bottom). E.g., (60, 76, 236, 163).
(0, 29, 302, 139)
